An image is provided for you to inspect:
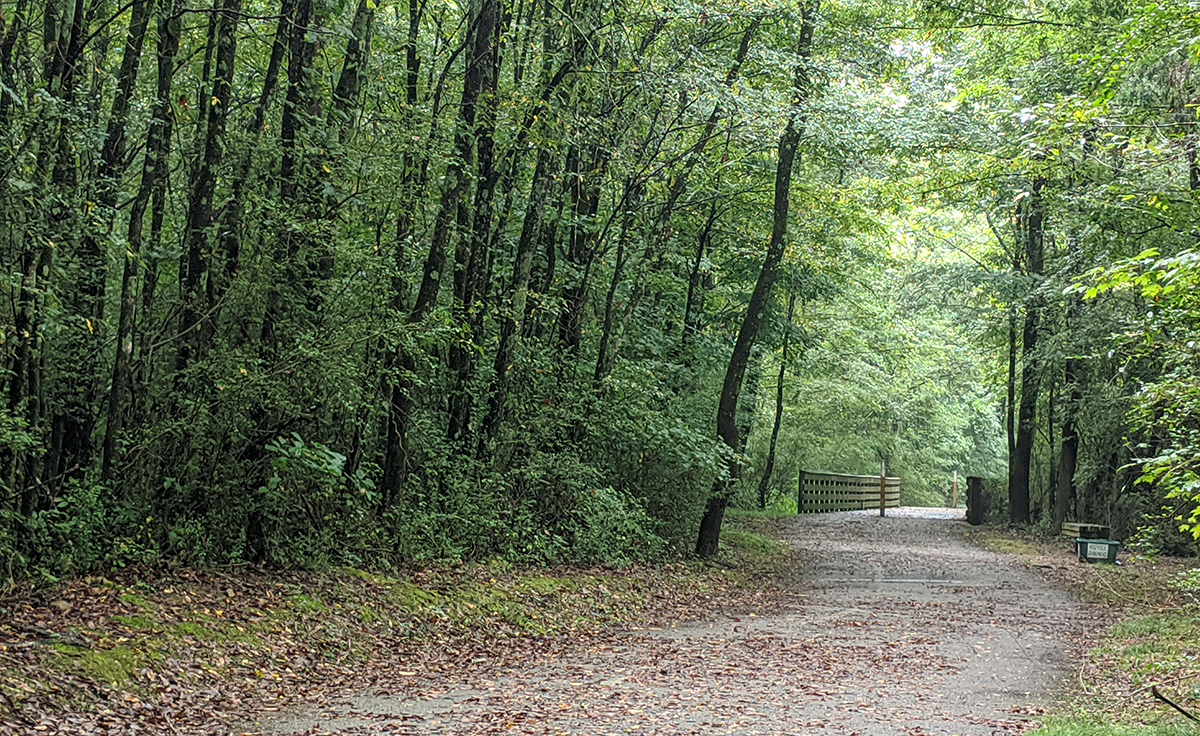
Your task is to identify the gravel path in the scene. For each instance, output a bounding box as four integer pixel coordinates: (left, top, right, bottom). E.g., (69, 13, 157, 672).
(253, 509, 1103, 735)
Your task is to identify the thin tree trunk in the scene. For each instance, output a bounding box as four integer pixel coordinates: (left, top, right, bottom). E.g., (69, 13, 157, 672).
(84, 0, 153, 483)
(262, 0, 318, 351)
(378, 0, 428, 506)
(478, 145, 562, 450)
(378, 0, 493, 502)
(0, 0, 29, 125)
(134, 6, 181, 403)
(102, 0, 182, 481)
(218, 0, 293, 289)
(40, 0, 90, 490)
(696, 1, 816, 558)
(592, 178, 642, 387)
(448, 0, 502, 445)
(757, 294, 795, 510)
(556, 143, 603, 357)
(177, 0, 240, 371)
(409, 10, 486, 324)
(682, 200, 718, 348)
(78, 0, 150, 320)
(331, 0, 373, 144)
(1053, 299, 1082, 532)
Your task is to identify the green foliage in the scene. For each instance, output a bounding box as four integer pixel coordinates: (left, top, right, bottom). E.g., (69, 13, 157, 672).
(1085, 250, 1200, 540)
(3, 0, 1192, 579)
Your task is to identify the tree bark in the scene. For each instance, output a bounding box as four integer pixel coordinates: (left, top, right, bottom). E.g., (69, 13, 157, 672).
(1053, 358, 1079, 532)
(0, 0, 29, 126)
(696, 1, 816, 558)
(410, 1, 493, 325)
(448, 0, 502, 445)
(177, 0, 240, 372)
(478, 145, 562, 450)
(378, 0, 428, 506)
(757, 294, 796, 510)
(682, 201, 719, 348)
(1009, 177, 1046, 526)
(218, 0, 294, 289)
(102, 0, 182, 482)
(330, 0, 374, 144)
(1053, 298, 1082, 533)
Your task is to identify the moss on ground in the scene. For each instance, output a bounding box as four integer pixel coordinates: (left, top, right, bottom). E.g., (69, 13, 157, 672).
(51, 643, 163, 687)
(286, 593, 329, 614)
(117, 591, 155, 611)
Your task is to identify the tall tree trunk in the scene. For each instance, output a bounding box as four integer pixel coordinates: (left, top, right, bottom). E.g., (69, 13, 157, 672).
(682, 201, 718, 349)
(757, 294, 795, 511)
(409, 1, 490, 325)
(83, 0, 152, 481)
(134, 4, 182, 403)
(0, 0, 29, 125)
(218, 0, 294, 289)
(39, 0, 90, 491)
(1006, 305, 1016, 459)
(696, 1, 816, 558)
(330, 0, 373, 144)
(378, 0, 494, 502)
(478, 145, 562, 450)
(378, 0, 427, 506)
(1009, 177, 1046, 526)
(592, 178, 642, 387)
(78, 0, 150, 321)
(177, 0, 240, 371)
(102, 0, 182, 482)
(1053, 300, 1082, 532)
(261, 0, 317, 352)
(555, 143, 603, 357)
(448, 0, 502, 445)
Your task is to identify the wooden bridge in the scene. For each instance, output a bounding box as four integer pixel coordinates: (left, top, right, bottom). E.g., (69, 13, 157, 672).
(798, 470, 900, 513)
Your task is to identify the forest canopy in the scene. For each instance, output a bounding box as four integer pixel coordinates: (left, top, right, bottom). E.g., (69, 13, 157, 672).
(0, 0, 1198, 580)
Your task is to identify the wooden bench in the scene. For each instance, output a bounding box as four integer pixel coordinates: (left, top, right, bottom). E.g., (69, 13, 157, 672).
(1061, 522, 1110, 539)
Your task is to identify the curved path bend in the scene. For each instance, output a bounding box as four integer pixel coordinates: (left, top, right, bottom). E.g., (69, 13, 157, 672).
(256, 509, 1102, 735)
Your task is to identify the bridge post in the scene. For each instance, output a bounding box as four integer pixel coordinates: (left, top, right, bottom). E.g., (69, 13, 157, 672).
(879, 459, 887, 518)
(797, 470, 806, 514)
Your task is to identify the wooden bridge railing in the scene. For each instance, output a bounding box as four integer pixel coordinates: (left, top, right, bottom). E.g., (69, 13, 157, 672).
(798, 470, 900, 514)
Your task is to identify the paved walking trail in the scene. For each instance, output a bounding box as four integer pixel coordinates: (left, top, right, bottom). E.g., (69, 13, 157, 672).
(255, 509, 1102, 735)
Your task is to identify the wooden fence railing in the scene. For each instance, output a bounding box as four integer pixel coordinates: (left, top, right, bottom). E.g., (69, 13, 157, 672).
(798, 470, 901, 514)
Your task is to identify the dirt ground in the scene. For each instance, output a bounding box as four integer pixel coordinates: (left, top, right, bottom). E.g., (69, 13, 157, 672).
(250, 508, 1107, 736)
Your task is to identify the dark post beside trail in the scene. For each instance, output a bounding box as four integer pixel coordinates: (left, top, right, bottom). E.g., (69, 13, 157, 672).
(967, 476, 985, 525)
(797, 470, 806, 514)
(879, 459, 887, 518)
